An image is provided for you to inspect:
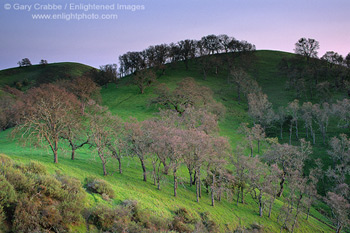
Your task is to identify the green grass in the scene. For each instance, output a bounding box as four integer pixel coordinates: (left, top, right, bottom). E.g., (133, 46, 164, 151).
(0, 51, 337, 232)
(0, 62, 93, 87)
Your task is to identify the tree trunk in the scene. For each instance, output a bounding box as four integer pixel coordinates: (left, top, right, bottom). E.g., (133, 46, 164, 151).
(117, 157, 122, 174)
(258, 140, 260, 154)
(237, 85, 241, 104)
(189, 170, 193, 187)
(268, 198, 274, 218)
(198, 168, 202, 198)
(211, 175, 215, 207)
(295, 120, 299, 139)
(322, 127, 326, 144)
(54, 150, 58, 164)
(193, 170, 197, 185)
(236, 187, 240, 205)
(174, 170, 177, 197)
(311, 127, 315, 144)
(241, 186, 245, 204)
(71, 147, 76, 160)
(163, 162, 169, 175)
(259, 196, 263, 217)
(102, 161, 107, 176)
(277, 173, 285, 197)
(336, 223, 342, 233)
(54, 139, 58, 163)
(289, 122, 293, 145)
(196, 177, 200, 203)
(140, 158, 147, 182)
(306, 207, 310, 221)
(280, 123, 283, 139)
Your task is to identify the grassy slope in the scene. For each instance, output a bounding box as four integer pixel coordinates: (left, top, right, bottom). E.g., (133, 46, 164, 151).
(0, 62, 93, 87)
(0, 52, 334, 232)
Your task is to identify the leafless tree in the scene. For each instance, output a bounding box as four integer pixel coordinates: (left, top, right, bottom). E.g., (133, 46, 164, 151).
(13, 84, 80, 163)
(133, 69, 157, 94)
(294, 38, 320, 61)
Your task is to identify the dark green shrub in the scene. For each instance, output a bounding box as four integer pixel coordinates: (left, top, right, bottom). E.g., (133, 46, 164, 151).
(200, 212, 219, 233)
(12, 195, 63, 232)
(56, 174, 86, 223)
(2, 166, 35, 193)
(121, 200, 140, 222)
(171, 207, 197, 233)
(88, 204, 123, 231)
(0, 205, 5, 229)
(0, 175, 17, 207)
(35, 174, 65, 200)
(0, 154, 12, 166)
(1, 161, 86, 232)
(88, 201, 167, 233)
(26, 161, 47, 174)
(85, 176, 115, 198)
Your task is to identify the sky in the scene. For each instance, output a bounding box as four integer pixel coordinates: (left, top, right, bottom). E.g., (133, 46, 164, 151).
(0, 0, 349, 70)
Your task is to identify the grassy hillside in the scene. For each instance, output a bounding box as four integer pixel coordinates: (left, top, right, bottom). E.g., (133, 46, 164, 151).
(0, 51, 336, 232)
(0, 62, 94, 88)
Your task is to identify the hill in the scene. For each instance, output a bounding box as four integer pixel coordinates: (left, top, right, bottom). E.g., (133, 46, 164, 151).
(0, 62, 94, 88)
(0, 51, 337, 232)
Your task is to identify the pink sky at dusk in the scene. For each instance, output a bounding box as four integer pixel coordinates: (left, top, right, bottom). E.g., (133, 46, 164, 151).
(0, 0, 349, 69)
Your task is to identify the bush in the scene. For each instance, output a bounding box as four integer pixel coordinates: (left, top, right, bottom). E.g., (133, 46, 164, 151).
(0, 154, 12, 166)
(171, 207, 198, 233)
(56, 173, 86, 223)
(0, 175, 17, 207)
(2, 166, 34, 193)
(85, 176, 115, 198)
(35, 174, 65, 200)
(88, 204, 127, 231)
(88, 201, 169, 233)
(0, 160, 86, 232)
(12, 195, 63, 232)
(26, 161, 47, 174)
(199, 212, 219, 233)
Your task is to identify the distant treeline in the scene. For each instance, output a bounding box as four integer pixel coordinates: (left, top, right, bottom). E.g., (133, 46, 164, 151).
(118, 34, 256, 77)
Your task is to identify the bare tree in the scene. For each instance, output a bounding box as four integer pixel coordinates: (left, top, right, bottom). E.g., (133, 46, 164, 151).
(326, 134, 350, 186)
(13, 84, 80, 163)
(325, 192, 350, 233)
(332, 98, 350, 129)
(247, 91, 275, 129)
(178, 40, 197, 70)
(247, 157, 270, 217)
(206, 136, 229, 206)
(301, 102, 315, 144)
(17, 58, 32, 67)
(89, 106, 123, 176)
(276, 106, 287, 140)
(69, 76, 101, 114)
(133, 69, 157, 94)
(152, 78, 224, 117)
(321, 51, 344, 68)
(294, 38, 320, 61)
(124, 119, 152, 182)
(228, 68, 253, 104)
(287, 99, 300, 144)
(232, 147, 250, 205)
(264, 139, 311, 197)
(265, 164, 283, 218)
(312, 102, 330, 144)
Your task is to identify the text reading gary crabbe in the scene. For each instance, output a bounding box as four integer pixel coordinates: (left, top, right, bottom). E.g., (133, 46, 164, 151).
(4, 3, 145, 12)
